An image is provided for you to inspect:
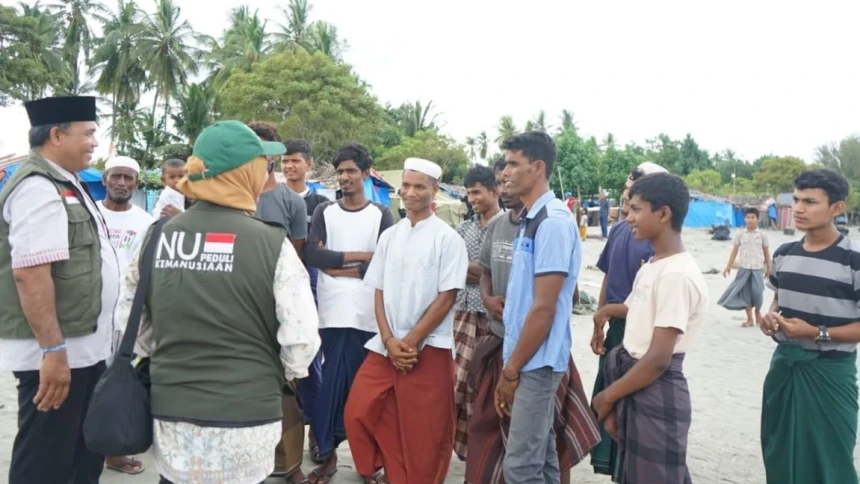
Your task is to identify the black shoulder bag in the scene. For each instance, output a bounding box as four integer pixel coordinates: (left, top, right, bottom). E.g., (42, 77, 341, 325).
(83, 216, 168, 455)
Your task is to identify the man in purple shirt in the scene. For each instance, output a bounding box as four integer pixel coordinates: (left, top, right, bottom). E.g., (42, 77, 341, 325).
(588, 162, 665, 476)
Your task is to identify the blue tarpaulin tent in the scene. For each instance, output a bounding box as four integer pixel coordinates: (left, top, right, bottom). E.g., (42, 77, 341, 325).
(684, 199, 734, 228)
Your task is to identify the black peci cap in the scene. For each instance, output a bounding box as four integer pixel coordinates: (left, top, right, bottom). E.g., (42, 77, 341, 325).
(24, 96, 97, 126)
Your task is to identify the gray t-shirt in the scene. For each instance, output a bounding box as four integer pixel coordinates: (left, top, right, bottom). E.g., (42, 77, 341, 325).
(479, 211, 519, 335)
(255, 184, 308, 240)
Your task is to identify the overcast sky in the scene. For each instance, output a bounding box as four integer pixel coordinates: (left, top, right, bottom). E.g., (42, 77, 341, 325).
(1, 0, 858, 163)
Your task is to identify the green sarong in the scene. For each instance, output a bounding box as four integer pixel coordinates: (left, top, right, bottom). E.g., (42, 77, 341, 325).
(761, 344, 858, 484)
(590, 317, 626, 477)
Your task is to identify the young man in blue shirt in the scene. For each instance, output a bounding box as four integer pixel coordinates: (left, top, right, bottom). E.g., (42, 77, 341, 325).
(495, 131, 581, 484)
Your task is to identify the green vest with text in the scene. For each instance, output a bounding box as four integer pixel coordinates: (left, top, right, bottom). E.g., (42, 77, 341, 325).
(147, 201, 287, 423)
(0, 152, 102, 339)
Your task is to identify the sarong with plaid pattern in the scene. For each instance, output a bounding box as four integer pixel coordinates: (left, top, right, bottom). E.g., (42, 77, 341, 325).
(465, 333, 601, 483)
(454, 310, 490, 458)
(604, 346, 692, 484)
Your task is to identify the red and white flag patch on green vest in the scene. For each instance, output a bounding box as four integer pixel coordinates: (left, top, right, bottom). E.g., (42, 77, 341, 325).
(63, 189, 80, 204)
(203, 233, 236, 254)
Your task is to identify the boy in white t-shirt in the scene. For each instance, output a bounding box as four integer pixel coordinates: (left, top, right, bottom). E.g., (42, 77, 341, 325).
(153, 158, 186, 217)
(590, 173, 707, 483)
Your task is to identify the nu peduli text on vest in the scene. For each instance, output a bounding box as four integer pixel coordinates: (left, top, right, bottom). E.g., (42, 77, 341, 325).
(155, 231, 236, 273)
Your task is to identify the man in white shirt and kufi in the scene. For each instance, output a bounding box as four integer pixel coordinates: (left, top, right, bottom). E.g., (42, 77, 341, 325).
(344, 157, 469, 484)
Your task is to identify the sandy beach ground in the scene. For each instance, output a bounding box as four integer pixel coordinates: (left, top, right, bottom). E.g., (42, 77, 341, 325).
(1, 226, 858, 483)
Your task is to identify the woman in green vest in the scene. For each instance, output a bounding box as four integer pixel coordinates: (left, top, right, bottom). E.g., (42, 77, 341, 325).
(116, 120, 321, 484)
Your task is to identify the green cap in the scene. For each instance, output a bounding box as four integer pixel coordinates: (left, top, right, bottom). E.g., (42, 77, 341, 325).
(187, 120, 286, 182)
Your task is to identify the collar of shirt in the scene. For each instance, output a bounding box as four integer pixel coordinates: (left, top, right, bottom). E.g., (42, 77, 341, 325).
(521, 191, 556, 220)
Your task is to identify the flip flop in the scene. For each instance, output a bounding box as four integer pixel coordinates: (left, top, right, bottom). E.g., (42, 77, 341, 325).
(105, 456, 145, 475)
(308, 467, 338, 484)
(309, 442, 325, 465)
(362, 470, 388, 484)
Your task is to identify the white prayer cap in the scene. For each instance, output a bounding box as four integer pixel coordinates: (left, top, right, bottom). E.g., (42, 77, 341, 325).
(636, 161, 668, 176)
(404, 157, 442, 181)
(105, 155, 141, 173)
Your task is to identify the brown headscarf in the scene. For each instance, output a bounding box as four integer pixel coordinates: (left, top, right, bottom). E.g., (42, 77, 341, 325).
(176, 155, 269, 215)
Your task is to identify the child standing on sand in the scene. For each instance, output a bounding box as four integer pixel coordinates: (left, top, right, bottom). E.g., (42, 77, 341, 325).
(718, 207, 771, 327)
(591, 173, 708, 483)
(579, 208, 589, 241)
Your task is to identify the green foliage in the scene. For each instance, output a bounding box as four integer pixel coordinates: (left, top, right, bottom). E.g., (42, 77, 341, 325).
(554, 129, 599, 196)
(684, 169, 722, 193)
(0, 5, 69, 104)
(374, 130, 469, 176)
(218, 49, 383, 163)
(752, 156, 808, 194)
(600, 145, 645, 192)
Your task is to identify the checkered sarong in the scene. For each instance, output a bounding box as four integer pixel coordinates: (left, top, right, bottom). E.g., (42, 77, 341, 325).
(453, 310, 489, 457)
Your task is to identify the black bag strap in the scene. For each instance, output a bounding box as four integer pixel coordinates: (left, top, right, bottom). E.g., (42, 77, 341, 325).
(117, 216, 170, 359)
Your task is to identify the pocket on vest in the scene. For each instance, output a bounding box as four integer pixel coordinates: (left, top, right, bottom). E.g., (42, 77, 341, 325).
(53, 210, 98, 324)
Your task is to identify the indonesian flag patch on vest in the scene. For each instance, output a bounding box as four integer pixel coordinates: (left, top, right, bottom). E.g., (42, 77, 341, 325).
(62, 189, 80, 204)
(203, 233, 236, 254)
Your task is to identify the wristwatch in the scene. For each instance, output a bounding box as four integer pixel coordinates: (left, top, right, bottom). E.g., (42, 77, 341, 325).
(815, 326, 831, 344)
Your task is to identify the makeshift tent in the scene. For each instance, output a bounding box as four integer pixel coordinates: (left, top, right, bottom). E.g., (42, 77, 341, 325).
(377, 169, 466, 228)
(684, 199, 734, 228)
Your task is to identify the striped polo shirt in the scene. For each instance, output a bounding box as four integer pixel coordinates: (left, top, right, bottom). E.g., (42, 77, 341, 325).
(767, 235, 860, 353)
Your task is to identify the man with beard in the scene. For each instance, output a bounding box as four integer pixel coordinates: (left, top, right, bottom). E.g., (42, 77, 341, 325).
(0, 96, 120, 483)
(345, 158, 468, 484)
(467, 157, 600, 484)
(95, 155, 153, 476)
(302, 143, 393, 483)
(589, 161, 665, 478)
(453, 165, 501, 460)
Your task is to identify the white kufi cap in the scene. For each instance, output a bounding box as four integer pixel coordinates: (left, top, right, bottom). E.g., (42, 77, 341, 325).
(637, 161, 668, 176)
(105, 155, 141, 173)
(404, 157, 442, 181)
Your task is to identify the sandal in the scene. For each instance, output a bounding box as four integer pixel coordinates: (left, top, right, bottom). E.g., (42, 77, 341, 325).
(309, 442, 325, 465)
(362, 470, 388, 484)
(105, 456, 145, 475)
(308, 468, 338, 484)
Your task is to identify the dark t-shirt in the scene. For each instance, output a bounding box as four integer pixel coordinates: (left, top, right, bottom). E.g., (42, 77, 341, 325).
(255, 184, 308, 240)
(596, 219, 654, 304)
(303, 191, 330, 230)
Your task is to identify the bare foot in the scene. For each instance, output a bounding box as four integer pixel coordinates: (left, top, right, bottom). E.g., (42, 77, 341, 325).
(287, 468, 308, 484)
(741, 320, 754, 328)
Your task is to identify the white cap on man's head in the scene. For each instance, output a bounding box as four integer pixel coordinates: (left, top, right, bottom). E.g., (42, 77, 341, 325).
(105, 155, 141, 173)
(404, 157, 442, 181)
(636, 161, 668, 176)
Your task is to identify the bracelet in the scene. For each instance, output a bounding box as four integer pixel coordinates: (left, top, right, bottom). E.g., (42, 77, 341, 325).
(502, 368, 519, 382)
(42, 343, 66, 354)
(383, 335, 394, 347)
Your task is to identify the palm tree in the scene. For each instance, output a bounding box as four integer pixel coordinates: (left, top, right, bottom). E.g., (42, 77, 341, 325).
(171, 82, 215, 144)
(477, 131, 489, 160)
(303, 21, 347, 62)
(393, 100, 438, 137)
(496, 115, 517, 144)
(204, 6, 270, 86)
(558, 109, 577, 135)
(51, 0, 108, 94)
(91, 0, 147, 145)
(17, 2, 69, 98)
(274, 0, 311, 51)
(138, 0, 198, 150)
(465, 136, 477, 163)
(601, 133, 616, 151)
(532, 110, 548, 132)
